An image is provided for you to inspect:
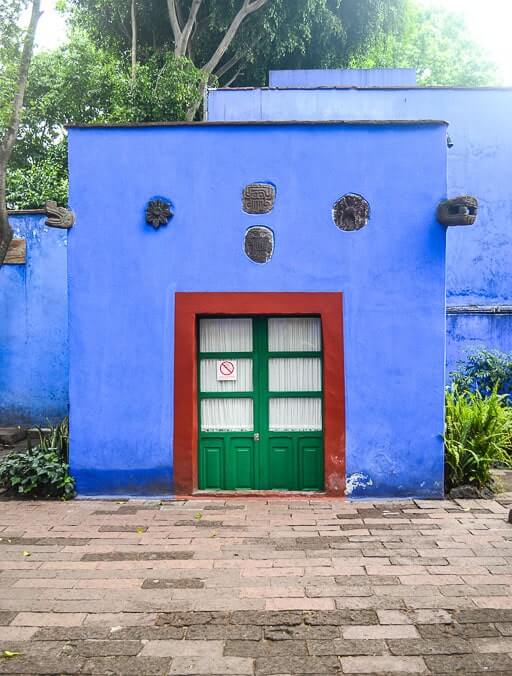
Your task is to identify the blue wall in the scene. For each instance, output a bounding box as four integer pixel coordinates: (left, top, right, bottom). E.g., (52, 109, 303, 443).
(0, 213, 69, 425)
(68, 121, 447, 498)
(207, 85, 512, 367)
(268, 68, 417, 87)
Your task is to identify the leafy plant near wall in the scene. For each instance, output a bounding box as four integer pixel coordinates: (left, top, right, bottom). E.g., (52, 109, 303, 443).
(450, 349, 512, 404)
(0, 417, 74, 499)
(444, 386, 512, 491)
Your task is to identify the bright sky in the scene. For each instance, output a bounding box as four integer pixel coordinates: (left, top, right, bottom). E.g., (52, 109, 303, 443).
(29, 0, 512, 85)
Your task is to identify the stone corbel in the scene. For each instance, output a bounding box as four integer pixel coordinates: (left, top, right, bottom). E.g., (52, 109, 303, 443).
(437, 196, 478, 226)
(45, 200, 75, 229)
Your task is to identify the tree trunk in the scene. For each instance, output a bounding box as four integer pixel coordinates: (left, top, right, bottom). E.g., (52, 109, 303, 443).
(0, 0, 42, 266)
(131, 0, 137, 81)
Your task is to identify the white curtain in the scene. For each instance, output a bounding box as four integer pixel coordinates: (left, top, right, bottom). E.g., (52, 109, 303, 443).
(269, 398, 322, 431)
(201, 398, 253, 432)
(268, 318, 321, 352)
(268, 357, 322, 392)
(200, 359, 253, 392)
(199, 318, 253, 352)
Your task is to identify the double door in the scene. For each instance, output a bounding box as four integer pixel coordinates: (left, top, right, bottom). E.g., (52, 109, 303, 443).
(198, 316, 323, 491)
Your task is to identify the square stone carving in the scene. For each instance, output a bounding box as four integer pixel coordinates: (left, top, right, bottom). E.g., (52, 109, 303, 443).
(242, 183, 275, 214)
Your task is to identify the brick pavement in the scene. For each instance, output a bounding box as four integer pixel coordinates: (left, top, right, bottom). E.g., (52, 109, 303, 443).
(0, 496, 512, 674)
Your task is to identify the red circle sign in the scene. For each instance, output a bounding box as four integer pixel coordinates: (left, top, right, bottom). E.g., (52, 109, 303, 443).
(219, 360, 235, 376)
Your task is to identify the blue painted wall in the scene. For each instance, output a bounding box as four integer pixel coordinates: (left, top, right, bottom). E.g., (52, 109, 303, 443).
(68, 121, 447, 498)
(0, 213, 69, 425)
(207, 85, 512, 369)
(268, 68, 417, 87)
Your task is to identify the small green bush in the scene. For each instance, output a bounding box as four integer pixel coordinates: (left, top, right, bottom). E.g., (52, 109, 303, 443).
(450, 348, 512, 404)
(0, 447, 75, 499)
(444, 386, 512, 490)
(0, 418, 74, 499)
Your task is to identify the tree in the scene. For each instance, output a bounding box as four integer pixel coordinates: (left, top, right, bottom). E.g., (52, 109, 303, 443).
(67, 0, 409, 96)
(350, 5, 498, 86)
(0, 0, 42, 266)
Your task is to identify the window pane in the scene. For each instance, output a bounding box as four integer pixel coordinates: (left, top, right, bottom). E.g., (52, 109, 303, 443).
(269, 398, 322, 431)
(201, 398, 253, 432)
(268, 318, 321, 352)
(199, 318, 252, 352)
(268, 358, 322, 392)
(200, 359, 253, 392)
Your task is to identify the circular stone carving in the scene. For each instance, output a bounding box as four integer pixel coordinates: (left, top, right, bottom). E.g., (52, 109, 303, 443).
(244, 226, 274, 264)
(332, 193, 369, 231)
(145, 198, 173, 229)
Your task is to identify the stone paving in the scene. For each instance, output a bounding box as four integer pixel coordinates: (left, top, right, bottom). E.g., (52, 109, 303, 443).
(1, 496, 512, 674)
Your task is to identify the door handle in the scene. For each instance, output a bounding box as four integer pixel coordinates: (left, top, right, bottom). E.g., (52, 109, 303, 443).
(254, 433, 260, 441)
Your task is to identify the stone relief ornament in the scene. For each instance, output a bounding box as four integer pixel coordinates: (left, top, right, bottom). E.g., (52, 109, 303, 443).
(436, 196, 478, 226)
(145, 198, 174, 229)
(44, 200, 75, 229)
(332, 193, 369, 231)
(244, 226, 274, 264)
(242, 183, 275, 214)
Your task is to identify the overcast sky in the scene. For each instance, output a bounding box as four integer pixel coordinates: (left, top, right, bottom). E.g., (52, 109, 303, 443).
(30, 0, 512, 85)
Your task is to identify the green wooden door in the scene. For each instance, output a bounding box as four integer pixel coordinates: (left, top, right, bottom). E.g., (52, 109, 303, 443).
(198, 316, 323, 491)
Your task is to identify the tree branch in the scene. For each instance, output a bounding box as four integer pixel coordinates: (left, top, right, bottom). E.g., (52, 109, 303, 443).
(202, 0, 270, 75)
(131, 0, 137, 81)
(179, 0, 202, 57)
(167, 0, 182, 49)
(0, 0, 41, 266)
(214, 51, 244, 81)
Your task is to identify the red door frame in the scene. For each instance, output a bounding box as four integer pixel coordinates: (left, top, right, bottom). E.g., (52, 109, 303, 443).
(173, 292, 345, 496)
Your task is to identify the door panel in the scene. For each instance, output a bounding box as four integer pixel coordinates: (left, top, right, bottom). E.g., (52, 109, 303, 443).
(226, 438, 255, 490)
(199, 439, 224, 490)
(268, 436, 295, 489)
(299, 437, 324, 490)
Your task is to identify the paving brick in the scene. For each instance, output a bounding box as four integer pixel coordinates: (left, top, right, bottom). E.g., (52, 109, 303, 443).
(255, 655, 340, 674)
(304, 610, 378, 625)
(187, 624, 261, 640)
(425, 653, 512, 673)
(74, 639, 142, 656)
(472, 636, 512, 653)
(142, 577, 204, 589)
(140, 639, 224, 657)
(341, 655, 427, 673)
(12, 612, 86, 626)
(0, 656, 84, 674)
(342, 624, 419, 639)
(308, 638, 387, 655)
(224, 638, 307, 656)
(387, 638, 471, 655)
(80, 656, 170, 674)
(377, 610, 412, 625)
(0, 611, 16, 625)
(169, 656, 253, 674)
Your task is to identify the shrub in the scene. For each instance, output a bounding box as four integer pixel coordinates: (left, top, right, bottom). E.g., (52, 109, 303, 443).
(450, 349, 512, 404)
(0, 418, 74, 499)
(444, 386, 512, 490)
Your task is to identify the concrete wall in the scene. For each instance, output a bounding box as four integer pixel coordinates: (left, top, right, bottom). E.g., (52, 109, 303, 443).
(0, 213, 69, 425)
(207, 86, 512, 367)
(68, 121, 447, 498)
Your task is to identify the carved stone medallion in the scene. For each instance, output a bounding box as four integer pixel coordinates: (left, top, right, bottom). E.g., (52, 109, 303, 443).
(145, 198, 173, 229)
(244, 226, 274, 264)
(436, 196, 478, 226)
(332, 193, 369, 231)
(242, 183, 275, 214)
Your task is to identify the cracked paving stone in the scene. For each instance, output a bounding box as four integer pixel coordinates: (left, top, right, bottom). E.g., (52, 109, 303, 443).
(142, 578, 204, 589)
(81, 551, 193, 561)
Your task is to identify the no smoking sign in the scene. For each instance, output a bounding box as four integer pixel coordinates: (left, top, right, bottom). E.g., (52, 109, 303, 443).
(216, 359, 237, 381)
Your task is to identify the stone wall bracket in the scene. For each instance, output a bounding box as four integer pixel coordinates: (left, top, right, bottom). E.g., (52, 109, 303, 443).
(45, 201, 76, 229)
(436, 196, 478, 226)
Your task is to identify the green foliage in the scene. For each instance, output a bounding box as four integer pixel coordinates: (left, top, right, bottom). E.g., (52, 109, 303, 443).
(0, 1, 28, 131)
(0, 417, 74, 500)
(352, 5, 498, 86)
(450, 349, 512, 404)
(444, 386, 512, 490)
(5, 33, 205, 208)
